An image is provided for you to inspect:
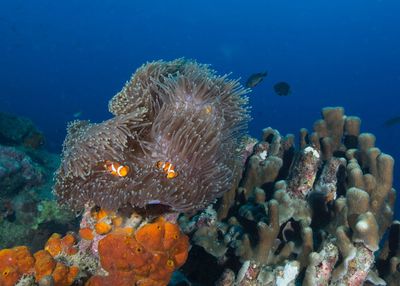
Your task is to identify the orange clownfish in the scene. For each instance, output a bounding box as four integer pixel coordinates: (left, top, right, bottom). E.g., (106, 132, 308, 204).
(156, 161, 178, 179)
(104, 160, 130, 177)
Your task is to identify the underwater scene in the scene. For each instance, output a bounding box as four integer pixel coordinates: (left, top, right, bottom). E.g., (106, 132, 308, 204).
(0, 0, 399, 285)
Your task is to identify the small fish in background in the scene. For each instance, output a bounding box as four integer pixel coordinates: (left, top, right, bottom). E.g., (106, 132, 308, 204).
(73, 111, 82, 118)
(383, 116, 400, 127)
(245, 71, 268, 88)
(273, 81, 291, 96)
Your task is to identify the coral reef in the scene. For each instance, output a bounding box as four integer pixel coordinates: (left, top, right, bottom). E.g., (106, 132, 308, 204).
(0, 112, 44, 149)
(179, 106, 398, 286)
(0, 113, 76, 250)
(2, 59, 399, 286)
(1, 59, 250, 285)
(54, 58, 250, 213)
(0, 145, 43, 197)
(0, 233, 81, 286)
(0, 208, 189, 286)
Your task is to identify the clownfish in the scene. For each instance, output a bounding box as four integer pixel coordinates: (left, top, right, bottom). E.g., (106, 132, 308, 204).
(104, 160, 130, 177)
(156, 161, 178, 179)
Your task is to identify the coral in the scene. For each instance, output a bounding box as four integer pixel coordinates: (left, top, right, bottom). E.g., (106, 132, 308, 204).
(178, 106, 398, 286)
(190, 206, 230, 258)
(229, 260, 300, 286)
(3, 60, 400, 286)
(54, 59, 250, 213)
(215, 269, 235, 286)
(0, 222, 32, 249)
(0, 114, 75, 250)
(286, 145, 321, 199)
(33, 200, 75, 230)
(0, 112, 44, 149)
(235, 200, 280, 264)
(0, 145, 43, 197)
(313, 157, 346, 202)
(15, 274, 35, 286)
(304, 241, 339, 285)
(377, 221, 400, 286)
(0, 197, 76, 250)
(239, 127, 294, 202)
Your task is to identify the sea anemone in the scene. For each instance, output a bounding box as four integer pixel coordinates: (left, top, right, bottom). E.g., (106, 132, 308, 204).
(54, 59, 250, 213)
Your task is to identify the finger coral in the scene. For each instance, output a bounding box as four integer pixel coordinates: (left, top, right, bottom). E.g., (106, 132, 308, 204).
(54, 58, 250, 213)
(178, 106, 398, 286)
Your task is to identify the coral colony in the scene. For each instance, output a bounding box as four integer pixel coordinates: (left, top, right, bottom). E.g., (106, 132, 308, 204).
(0, 59, 399, 286)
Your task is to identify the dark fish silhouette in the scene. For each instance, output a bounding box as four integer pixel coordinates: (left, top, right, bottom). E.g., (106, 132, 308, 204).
(245, 72, 267, 88)
(383, 116, 400, 127)
(273, 81, 291, 96)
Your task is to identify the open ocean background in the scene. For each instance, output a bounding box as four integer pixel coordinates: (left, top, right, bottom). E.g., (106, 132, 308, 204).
(1, 0, 399, 215)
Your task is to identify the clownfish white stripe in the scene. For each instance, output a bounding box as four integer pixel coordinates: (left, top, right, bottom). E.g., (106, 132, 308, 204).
(111, 164, 117, 173)
(117, 166, 124, 176)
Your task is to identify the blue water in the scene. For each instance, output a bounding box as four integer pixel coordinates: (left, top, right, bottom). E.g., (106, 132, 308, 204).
(1, 0, 399, 214)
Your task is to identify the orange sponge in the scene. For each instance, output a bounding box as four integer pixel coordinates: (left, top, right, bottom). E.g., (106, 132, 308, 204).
(44, 233, 78, 257)
(44, 233, 63, 256)
(34, 250, 57, 282)
(0, 246, 35, 286)
(86, 271, 136, 286)
(135, 218, 189, 269)
(61, 234, 78, 256)
(33, 250, 79, 286)
(79, 227, 95, 240)
(135, 218, 165, 252)
(87, 218, 190, 286)
(98, 232, 152, 273)
(94, 221, 113, 235)
(52, 262, 79, 286)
